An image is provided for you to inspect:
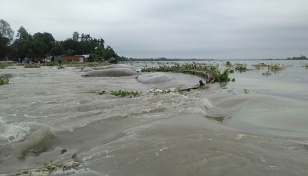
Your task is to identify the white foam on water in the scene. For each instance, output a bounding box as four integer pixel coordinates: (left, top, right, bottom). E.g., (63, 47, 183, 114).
(0, 117, 30, 145)
(0, 117, 54, 159)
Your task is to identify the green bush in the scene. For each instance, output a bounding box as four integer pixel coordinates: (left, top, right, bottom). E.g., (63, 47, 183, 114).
(24, 63, 40, 68)
(0, 77, 9, 85)
(0, 62, 7, 69)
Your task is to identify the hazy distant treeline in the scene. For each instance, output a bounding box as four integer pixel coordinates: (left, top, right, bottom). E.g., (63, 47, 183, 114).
(286, 55, 307, 60)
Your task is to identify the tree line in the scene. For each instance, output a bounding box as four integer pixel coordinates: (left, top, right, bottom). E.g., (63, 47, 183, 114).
(286, 55, 307, 60)
(0, 19, 122, 62)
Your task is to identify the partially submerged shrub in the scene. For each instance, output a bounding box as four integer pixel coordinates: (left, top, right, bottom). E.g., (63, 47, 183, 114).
(14, 153, 81, 175)
(234, 63, 247, 72)
(268, 64, 286, 72)
(24, 63, 40, 68)
(0, 77, 9, 85)
(225, 61, 232, 68)
(253, 63, 286, 73)
(46, 61, 58, 66)
(0, 62, 8, 69)
(252, 63, 268, 70)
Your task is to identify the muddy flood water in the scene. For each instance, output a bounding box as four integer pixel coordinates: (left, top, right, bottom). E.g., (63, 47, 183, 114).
(0, 60, 308, 176)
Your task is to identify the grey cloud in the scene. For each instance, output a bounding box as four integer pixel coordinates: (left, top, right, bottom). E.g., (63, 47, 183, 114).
(0, 0, 308, 59)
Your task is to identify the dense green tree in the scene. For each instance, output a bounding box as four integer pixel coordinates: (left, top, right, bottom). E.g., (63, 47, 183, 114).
(102, 46, 118, 60)
(9, 26, 33, 59)
(0, 33, 10, 59)
(50, 41, 64, 56)
(32, 32, 55, 55)
(72, 31, 79, 41)
(0, 19, 14, 42)
(4, 22, 121, 61)
(62, 38, 80, 54)
(0, 19, 14, 60)
(16, 26, 31, 40)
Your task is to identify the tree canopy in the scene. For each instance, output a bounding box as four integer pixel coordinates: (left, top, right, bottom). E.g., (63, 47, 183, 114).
(0, 19, 14, 42)
(0, 19, 14, 59)
(1, 19, 123, 61)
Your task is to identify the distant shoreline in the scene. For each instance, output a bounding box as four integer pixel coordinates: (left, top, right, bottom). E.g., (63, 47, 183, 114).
(128, 58, 308, 61)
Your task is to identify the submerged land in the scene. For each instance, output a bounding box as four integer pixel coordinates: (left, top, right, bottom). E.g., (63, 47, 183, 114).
(0, 59, 308, 176)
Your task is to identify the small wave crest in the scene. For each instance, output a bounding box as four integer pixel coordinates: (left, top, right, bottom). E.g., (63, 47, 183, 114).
(0, 117, 54, 158)
(0, 117, 30, 145)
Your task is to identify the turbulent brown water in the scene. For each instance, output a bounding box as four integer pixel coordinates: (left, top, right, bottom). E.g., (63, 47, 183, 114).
(0, 60, 308, 176)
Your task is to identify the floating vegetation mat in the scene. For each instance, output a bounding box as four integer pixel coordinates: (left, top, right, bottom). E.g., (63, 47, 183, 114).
(57, 65, 65, 69)
(142, 63, 231, 83)
(0, 62, 8, 69)
(87, 90, 141, 98)
(14, 153, 84, 176)
(24, 63, 40, 68)
(86, 83, 208, 98)
(252, 63, 287, 72)
(110, 90, 141, 98)
(0, 76, 9, 85)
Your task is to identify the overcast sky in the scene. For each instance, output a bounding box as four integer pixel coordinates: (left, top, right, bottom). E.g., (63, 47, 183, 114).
(1, 0, 308, 59)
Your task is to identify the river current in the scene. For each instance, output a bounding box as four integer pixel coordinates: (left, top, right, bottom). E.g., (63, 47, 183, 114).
(0, 60, 308, 176)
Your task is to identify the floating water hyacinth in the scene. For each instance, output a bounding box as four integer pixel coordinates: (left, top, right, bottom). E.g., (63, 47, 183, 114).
(0, 76, 9, 85)
(57, 65, 65, 69)
(14, 154, 82, 175)
(24, 63, 40, 68)
(252, 63, 287, 72)
(86, 90, 141, 98)
(141, 63, 231, 83)
(234, 63, 248, 72)
(111, 90, 141, 98)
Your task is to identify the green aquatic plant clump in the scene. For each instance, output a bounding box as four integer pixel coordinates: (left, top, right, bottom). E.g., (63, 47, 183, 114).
(252, 63, 268, 70)
(269, 64, 286, 72)
(142, 63, 231, 83)
(14, 153, 81, 175)
(58, 65, 65, 69)
(87, 90, 141, 98)
(0, 77, 9, 85)
(0, 62, 8, 69)
(111, 90, 141, 98)
(225, 61, 232, 68)
(24, 63, 40, 68)
(253, 63, 286, 72)
(234, 63, 247, 72)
